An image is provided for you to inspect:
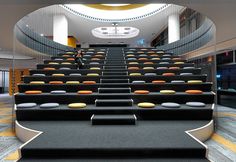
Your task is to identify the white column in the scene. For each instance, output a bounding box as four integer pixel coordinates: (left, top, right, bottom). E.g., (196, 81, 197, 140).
(168, 13, 180, 43)
(53, 15, 68, 45)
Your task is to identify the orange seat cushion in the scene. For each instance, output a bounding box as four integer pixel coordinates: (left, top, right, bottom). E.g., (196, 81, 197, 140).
(128, 67, 139, 70)
(44, 68, 56, 70)
(83, 81, 96, 84)
(78, 90, 93, 94)
(169, 67, 180, 70)
(185, 90, 203, 94)
(144, 62, 153, 65)
(150, 54, 159, 56)
(25, 90, 42, 94)
(62, 55, 70, 57)
(152, 80, 166, 84)
(49, 81, 63, 84)
(66, 58, 75, 61)
(134, 90, 150, 94)
(162, 73, 175, 76)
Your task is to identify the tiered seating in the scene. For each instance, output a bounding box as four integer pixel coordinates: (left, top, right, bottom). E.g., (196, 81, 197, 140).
(15, 47, 214, 161)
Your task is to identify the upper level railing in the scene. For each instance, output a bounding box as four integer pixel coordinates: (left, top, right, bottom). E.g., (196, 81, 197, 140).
(15, 19, 74, 56)
(156, 18, 214, 55)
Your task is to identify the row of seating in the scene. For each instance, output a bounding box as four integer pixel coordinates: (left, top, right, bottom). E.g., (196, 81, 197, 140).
(17, 101, 206, 109)
(23, 89, 205, 95)
(25, 80, 203, 84)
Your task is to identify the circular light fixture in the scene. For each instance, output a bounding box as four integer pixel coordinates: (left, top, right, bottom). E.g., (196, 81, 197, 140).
(92, 26, 140, 39)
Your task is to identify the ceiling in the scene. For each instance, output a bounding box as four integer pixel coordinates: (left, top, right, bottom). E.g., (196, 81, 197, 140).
(0, 0, 236, 60)
(24, 4, 183, 47)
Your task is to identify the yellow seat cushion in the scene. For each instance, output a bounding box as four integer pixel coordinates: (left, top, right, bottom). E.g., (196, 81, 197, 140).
(174, 62, 185, 64)
(30, 81, 45, 84)
(52, 73, 65, 77)
(129, 62, 139, 65)
(66, 52, 74, 54)
(162, 73, 175, 76)
(68, 103, 87, 108)
(62, 54, 70, 57)
(83, 81, 96, 84)
(144, 62, 153, 65)
(137, 51, 144, 54)
(49, 81, 63, 84)
(44, 67, 56, 70)
(143, 67, 154, 70)
(87, 73, 99, 76)
(61, 62, 72, 65)
(151, 58, 160, 60)
(147, 51, 155, 53)
(94, 54, 103, 57)
(187, 80, 203, 84)
(185, 90, 203, 94)
(90, 67, 101, 70)
(97, 51, 105, 54)
(78, 90, 93, 94)
(128, 67, 139, 70)
(49, 62, 59, 65)
(138, 102, 155, 108)
(25, 90, 42, 94)
(66, 81, 80, 84)
(127, 54, 135, 57)
(152, 80, 166, 84)
(134, 90, 150, 94)
(129, 73, 142, 76)
(160, 90, 176, 94)
(169, 67, 180, 70)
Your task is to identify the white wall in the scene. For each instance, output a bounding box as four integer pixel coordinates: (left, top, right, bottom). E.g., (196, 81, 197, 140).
(53, 15, 68, 45)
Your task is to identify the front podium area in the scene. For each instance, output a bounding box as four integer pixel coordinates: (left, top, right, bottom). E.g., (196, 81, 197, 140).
(14, 48, 215, 161)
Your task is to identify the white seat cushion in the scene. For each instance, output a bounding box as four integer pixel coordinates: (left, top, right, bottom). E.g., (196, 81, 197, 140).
(161, 102, 180, 108)
(40, 103, 59, 109)
(186, 102, 206, 107)
(17, 103, 37, 108)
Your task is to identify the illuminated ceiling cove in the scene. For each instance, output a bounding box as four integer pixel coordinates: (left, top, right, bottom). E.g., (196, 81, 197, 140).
(61, 4, 169, 22)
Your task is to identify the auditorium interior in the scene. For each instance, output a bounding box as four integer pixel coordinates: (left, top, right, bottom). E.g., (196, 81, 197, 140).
(0, 0, 236, 162)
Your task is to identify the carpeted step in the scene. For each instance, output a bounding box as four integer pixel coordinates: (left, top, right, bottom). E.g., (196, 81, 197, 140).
(102, 72, 128, 76)
(100, 79, 129, 83)
(98, 87, 131, 93)
(95, 99, 133, 106)
(104, 66, 127, 69)
(105, 61, 126, 64)
(91, 114, 136, 125)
